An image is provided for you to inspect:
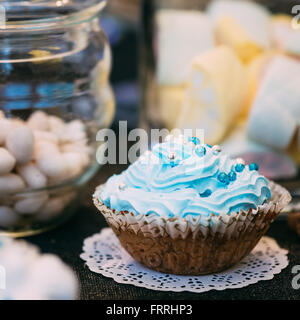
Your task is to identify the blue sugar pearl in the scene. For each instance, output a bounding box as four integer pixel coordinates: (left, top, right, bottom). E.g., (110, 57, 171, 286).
(195, 146, 206, 157)
(218, 172, 229, 184)
(249, 163, 259, 171)
(228, 171, 237, 181)
(188, 137, 200, 145)
(200, 189, 212, 197)
(235, 163, 245, 172)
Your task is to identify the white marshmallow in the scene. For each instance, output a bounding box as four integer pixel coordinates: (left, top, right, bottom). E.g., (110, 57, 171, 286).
(17, 163, 47, 189)
(177, 46, 247, 145)
(247, 98, 296, 149)
(156, 9, 215, 85)
(0, 238, 78, 300)
(207, 0, 271, 49)
(247, 55, 300, 149)
(0, 147, 16, 174)
(6, 126, 34, 165)
(24, 254, 78, 300)
(0, 174, 25, 194)
(0, 206, 19, 228)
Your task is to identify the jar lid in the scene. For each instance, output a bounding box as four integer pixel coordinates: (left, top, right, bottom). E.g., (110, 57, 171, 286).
(0, 0, 106, 30)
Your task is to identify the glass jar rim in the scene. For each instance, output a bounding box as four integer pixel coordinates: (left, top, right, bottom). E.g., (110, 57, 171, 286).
(0, 0, 106, 31)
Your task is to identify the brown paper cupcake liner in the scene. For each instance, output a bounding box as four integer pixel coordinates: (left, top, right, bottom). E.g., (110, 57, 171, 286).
(93, 181, 291, 275)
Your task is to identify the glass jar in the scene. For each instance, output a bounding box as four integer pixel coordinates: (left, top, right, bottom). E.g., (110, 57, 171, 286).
(0, 0, 115, 236)
(140, 0, 300, 185)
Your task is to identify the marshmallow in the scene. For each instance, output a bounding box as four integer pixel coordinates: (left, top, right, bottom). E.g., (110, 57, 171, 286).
(247, 55, 300, 149)
(157, 86, 185, 130)
(156, 9, 215, 85)
(272, 14, 300, 57)
(207, 0, 271, 56)
(0, 238, 78, 300)
(177, 46, 247, 145)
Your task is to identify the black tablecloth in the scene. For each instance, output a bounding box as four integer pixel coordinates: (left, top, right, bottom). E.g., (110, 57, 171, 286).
(27, 165, 300, 300)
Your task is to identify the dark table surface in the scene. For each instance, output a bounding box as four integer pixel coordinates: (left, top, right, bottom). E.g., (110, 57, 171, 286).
(27, 164, 300, 300)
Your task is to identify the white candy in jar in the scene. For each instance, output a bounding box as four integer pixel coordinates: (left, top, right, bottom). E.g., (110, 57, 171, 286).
(0, 173, 25, 194)
(0, 206, 19, 228)
(6, 125, 34, 165)
(17, 163, 47, 189)
(0, 110, 92, 229)
(36, 197, 66, 222)
(14, 192, 48, 215)
(27, 111, 50, 131)
(0, 147, 16, 175)
(0, 118, 13, 145)
(36, 153, 69, 180)
(33, 130, 59, 144)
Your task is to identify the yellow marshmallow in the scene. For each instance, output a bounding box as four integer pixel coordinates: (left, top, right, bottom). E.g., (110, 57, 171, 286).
(176, 46, 247, 145)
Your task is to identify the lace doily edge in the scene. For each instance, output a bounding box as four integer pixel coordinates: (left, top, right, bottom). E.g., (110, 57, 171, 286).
(80, 230, 289, 293)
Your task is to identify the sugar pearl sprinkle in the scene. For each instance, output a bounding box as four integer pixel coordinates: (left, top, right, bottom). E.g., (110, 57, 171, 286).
(168, 151, 176, 161)
(195, 145, 206, 157)
(188, 136, 200, 145)
(212, 145, 221, 155)
(249, 163, 259, 171)
(118, 182, 126, 191)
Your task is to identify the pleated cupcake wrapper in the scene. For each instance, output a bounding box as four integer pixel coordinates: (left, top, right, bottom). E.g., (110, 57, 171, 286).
(93, 181, 291, 241)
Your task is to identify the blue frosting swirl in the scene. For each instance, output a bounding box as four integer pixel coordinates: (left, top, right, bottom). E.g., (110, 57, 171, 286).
(99, 137, 271, 218)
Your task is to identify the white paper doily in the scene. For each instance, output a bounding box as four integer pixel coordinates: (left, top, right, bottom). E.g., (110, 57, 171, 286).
(80, 228, 289, 293)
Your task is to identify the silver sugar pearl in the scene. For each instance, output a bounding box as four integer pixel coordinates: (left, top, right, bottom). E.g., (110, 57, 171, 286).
(212, 145, 221, 154)
(168, 151, 176, 161)
(119, 182, 126, 191)
(236, 158, 245, 165)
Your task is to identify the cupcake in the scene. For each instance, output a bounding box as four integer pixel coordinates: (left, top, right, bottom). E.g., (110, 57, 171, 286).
(93, 136, 291, 275)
